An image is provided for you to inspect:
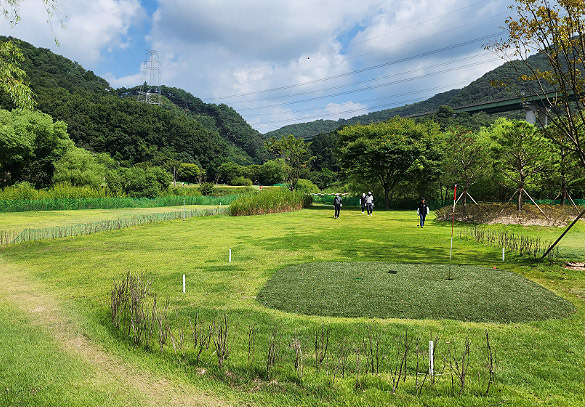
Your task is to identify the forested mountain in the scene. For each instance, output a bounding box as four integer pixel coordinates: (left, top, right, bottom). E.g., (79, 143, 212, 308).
(0, 37, 266, 167)
(265, 54, 551, 139)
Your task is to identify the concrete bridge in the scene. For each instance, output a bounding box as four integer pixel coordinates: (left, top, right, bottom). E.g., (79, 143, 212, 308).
(450, 92, 564, 126)
(407, 91, 574, 126)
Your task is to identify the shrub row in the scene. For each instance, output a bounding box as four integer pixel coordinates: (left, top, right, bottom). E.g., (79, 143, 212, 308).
(229, 189, 312, 216)
(0, 195, 239, 213)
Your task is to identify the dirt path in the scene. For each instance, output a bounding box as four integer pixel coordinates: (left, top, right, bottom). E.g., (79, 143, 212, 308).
(0, 258, 232, 407)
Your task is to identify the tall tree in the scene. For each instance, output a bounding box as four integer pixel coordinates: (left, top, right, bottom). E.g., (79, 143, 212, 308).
(490, 119, 554, 211)
(265, 134, 312, 191)
(52, 146, 106, 188)
(441, 127, 492, 207)
(339, 117, 439, 209)
(487, 0, 585, 169)
(0, 109, 73, 187)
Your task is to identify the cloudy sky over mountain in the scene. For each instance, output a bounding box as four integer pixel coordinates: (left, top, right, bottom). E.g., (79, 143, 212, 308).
(2, 0, 515, 132)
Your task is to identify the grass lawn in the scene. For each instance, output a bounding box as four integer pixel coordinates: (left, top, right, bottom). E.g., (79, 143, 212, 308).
(257, 262, 574, 322)
(0, 204, 221, 232)
(1, 207, 584, 406)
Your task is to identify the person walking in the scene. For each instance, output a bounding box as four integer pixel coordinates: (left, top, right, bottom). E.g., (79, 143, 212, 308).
(417, 197, 429, 227)
(365, 191, 374, 216)
(333, 193, 342, 218)
(360, 192, 366, 214)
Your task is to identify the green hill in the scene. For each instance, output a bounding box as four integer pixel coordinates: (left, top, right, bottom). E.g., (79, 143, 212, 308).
(0, 37, 266, 167)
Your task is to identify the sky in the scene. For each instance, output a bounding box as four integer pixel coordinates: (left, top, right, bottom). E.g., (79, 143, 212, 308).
(1, 0, 516, 133)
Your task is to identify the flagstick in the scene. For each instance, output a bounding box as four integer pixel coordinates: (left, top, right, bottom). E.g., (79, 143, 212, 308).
(448, 184, 457, 280)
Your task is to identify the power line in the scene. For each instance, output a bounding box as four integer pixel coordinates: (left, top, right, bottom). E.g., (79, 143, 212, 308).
(230, 51, 495, 107)
(208, 32, 502, 101)
(250, 80, 472, 126)
(249, 81, 468, 119)
(235, 56, 501, 112)
(220, 2, 508, 89)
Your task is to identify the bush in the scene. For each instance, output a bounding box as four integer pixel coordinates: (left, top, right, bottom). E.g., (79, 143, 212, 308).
(199, 182, 215, 196)
(0, 182, 40, 200)
(294, 178, 319, 194)
(230, 189, 312, 216)
(48, 182, 108, 199)
(229, 176, 253, 186)
(120, 166, 171, 198)
(167, 185, 202, 197)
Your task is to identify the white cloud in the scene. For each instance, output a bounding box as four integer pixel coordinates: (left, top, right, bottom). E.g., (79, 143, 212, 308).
(0, 0, 515, 132)
(102, 71, 144, 89)
(321, 101, 369, 119)
(0, 0, 145, 66)
(151, 0, 377, 61)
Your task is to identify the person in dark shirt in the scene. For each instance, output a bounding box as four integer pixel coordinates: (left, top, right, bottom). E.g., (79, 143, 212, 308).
(360, 192, 366, 214)
(417, 197, 429, 227)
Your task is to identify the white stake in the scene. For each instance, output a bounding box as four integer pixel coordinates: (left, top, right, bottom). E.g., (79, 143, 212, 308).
(183, 274, 185, 293)
(502, 247, 505, 262)
(429, 340, 434, 376)
(229, 249, 232, 263)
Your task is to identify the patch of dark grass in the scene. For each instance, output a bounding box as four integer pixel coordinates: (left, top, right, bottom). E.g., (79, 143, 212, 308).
(257, 262, 574, 323)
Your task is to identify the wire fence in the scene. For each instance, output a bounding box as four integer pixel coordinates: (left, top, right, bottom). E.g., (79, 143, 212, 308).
(0, 206, 229, 246)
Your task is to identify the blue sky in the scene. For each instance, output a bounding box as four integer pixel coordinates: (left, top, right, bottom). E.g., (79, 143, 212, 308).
(2, 0, 515, 133)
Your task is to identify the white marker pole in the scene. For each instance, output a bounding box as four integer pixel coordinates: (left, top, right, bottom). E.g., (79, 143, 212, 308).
(502, 247, 505, 262)
(448, 184, 457, 280)
(183, 274, 185, 293)
(429, 340, 434, 376)
(229, 249, 232, 263)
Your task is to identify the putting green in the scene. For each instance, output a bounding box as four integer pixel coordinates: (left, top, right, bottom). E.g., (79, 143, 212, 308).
(257, 262, 574, 323)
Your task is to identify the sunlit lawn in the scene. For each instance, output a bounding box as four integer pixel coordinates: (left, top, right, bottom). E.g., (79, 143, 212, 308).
(1, 206, 584, 406)
(0, 205, 221, 232)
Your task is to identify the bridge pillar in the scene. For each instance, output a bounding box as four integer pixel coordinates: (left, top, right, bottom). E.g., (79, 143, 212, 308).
(524, 102, 549, 127)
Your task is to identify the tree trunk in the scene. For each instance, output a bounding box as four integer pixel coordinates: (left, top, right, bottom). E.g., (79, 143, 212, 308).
(384, 187, 390, 210)
(560, 146, 567, 205)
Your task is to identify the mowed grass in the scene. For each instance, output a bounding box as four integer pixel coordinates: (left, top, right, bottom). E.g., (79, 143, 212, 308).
(0, 204, 221, 231)
(257, 262, 574, 322)
(1, 206, 585, 406)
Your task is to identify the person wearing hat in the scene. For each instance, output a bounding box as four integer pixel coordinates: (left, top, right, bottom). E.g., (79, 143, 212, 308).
(417, 197, 429, 227)
(365, 191, 374, 216)
(333, 193, 342, 218)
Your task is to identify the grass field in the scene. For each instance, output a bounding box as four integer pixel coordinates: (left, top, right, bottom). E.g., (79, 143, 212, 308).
(0, 205, 221, 231)
(1, 207, 585, 406)
(257, 262, 574, 322)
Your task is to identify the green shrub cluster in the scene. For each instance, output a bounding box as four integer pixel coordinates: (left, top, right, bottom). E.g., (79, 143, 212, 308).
(228, 176, 253, 186)
(229, 188, 312, 216)
(0, 182, 112, 200)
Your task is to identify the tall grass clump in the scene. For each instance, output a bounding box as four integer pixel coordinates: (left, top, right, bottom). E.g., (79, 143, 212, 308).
(229, 189, 312, 216)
